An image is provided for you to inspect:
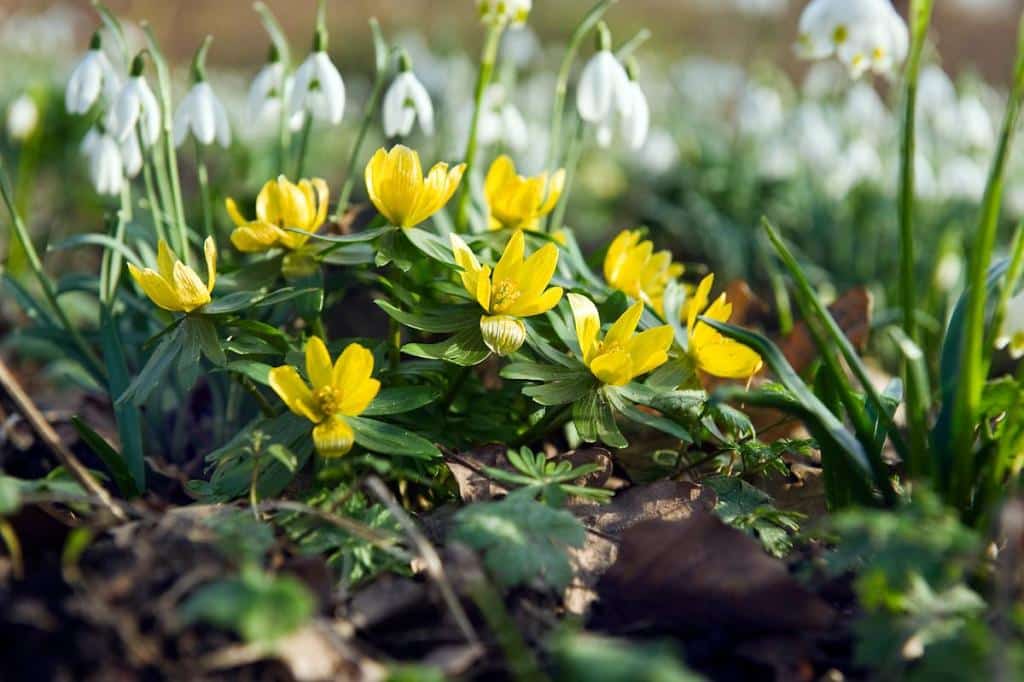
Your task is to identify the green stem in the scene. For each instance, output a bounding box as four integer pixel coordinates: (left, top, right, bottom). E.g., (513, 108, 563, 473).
(453, 23, 505, 233)
(466, 577, 548, 682)
(333, 68, 388, 222)
(513, 404, 573, 448)
(950, 15, 1024, 508)
(544, 0, 615, 172)
(987, 220, 1024, 355)
(149, 141, 182, 252)
(294, 114, 313, 179)
(388, 316, 401, 372)
(141, 150, 169, 246)
(194, 141, 214, 240)
(0, 159, 105, 380)
(547, 116, 585, 235)
(440, 365, 472, 415)
(103, 184, 132, 304)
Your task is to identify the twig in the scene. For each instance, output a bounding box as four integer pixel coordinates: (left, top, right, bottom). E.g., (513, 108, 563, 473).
(0, 357, 126, 521)
(256, 499, 409, 561)
(364, 476, 481, 647)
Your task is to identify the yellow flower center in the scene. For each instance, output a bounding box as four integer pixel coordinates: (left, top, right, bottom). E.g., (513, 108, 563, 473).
(491, 279, 522, 314)
(313, 386, 344, 417)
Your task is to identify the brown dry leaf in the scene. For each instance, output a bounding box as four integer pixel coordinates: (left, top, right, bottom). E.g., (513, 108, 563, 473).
(330, 202, 377, 235)
(725, 279, 771, 328)
(594, 512, 835, 634)
(444, 445, 511, 503)
(564, 481, 717, 615)
(780, 287, 872, 375)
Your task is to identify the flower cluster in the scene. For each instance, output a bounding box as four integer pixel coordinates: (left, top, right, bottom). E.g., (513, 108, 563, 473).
(796, 0, 908, 78)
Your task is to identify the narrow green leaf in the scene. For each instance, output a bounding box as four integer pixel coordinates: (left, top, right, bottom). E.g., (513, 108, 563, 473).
(362, 385, 442, 415)
(376, 300, 479, 333)
(347, 416, 441, 459)
(70, 416, 139, 498)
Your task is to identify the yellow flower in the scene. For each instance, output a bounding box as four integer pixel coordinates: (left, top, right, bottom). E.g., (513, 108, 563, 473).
(603, 229, 684, 315)
(484, 155, 565, 231)
(225, 175, 329, 253)
(268, 338, 381, 458)
(128, 237, 216, 313)
(450, 229, 563, 355)
(568, 293, 673, 386)
(365, 145, 465, 228)
(686, 274, 763, 379)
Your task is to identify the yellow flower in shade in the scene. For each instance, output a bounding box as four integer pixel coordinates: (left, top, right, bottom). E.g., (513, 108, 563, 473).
(686, 274, 764, 379)
(603, 229, 684, 315)
(568, 293, 673, 386)
(128, 237, 216, 313)
(268, 338, 381, 458)
(225, 175, 329, 253)
(484, 155, 565, 231)
(450, 229, 563, 355)
(365, 145, 465, 228)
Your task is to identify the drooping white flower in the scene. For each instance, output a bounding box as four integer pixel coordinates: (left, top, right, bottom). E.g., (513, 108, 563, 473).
(576, 49, 631, 125)
(81, 128, 124, 195)
(383, 67, 434, 138)
(796, 0, 909, 78)
(998, 291, 1024, 358)
(476, 84, 528, 150)
(109, 59, 161, 146)
(6, 94, 39, 141)
(120, 129, 143, 178)
(595, 78, 650, 151)
(65, 32, 121, 114)
(173, 81, 231, 148)
(246, 58, 305, 133)
(477, 0, 532, 26)
(288, 44, 346, 125)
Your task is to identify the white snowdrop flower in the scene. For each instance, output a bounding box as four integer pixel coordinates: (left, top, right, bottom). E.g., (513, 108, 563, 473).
(842, 82, 888, 135)
(108, 57, 160, 146)
(289, 31, 346, 126)
(997, 291, 1024, 358)
(796, 0, 908, 78)
(173, 81, 231, 148)
(81, 128, 124, 195)
(933, 250, 963, 292)
(476, 84, 528, 150)
(736, 83, 785, 138)
(66, 32, 121, 115)
(938, 155, 987, 202)
(477, 0, 532, 27)
(6, 94, 39, 141)
(382, 57, 434, 138)
(120, 129, 143, 178)
(576, 48, 631, 126)
(958, 95, 995, 151)
(247, 54, 286, 126)
(595, 72, 650, 151)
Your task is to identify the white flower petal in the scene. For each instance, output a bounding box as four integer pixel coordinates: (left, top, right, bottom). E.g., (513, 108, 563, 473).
(623, 81, 649, 150)
(405, 72, 434, 136)
(313, 52, 346, 124)
(576, 50, 620, 122)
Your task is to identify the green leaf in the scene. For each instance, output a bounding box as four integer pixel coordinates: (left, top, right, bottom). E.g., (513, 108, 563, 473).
(180, 567, 315, 646)
(49, 233, 140, 265)
(319, 243, 376, 265)
(0, 476, 22, 515)
(224, 360, 273, 385)
(523, 374, 596, 406)
(347, 416, 441, 459)
(362, 386, 442, 416)
(452, 489, 585, 591)
(70, 416, 139, 498)
(203, 291, 267, 314)
(607, 389, 693, 443)
(403, 227, 457, 265)
(573, 389, 626, 448)
(501, 361, 586, 382)
(190, 317, 226, 366)
(376, 300, 479, 333)
(299, 225, 392, 243)
(99, 307, 145, 491)
(402, 326, 491, 367)
(118, 323, 184, 406)
(255, 287, 321, 308)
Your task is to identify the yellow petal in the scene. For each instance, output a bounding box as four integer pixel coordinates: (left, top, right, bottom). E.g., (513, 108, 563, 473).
(687, 273, 715, 333)
(305, 336, 334, 390)
(476, 264, 493, 311)
(603, 230, 638, 290)
(537, 168, 566, 215)
(310, 177, 330, 229)
(256, 178, 282, 225)
(514, 241, 559, 304)
(364, 147, 392, 224)
(128, 263, 184, 312)
(605, 300, 644, 349)
(626, 325, 674, 377)
(268, 365, 321, 422)
(493, 229, 526, 286)
(568, 293, 601, 363)
(156, 239, 176, 281)
(450, 233, 483, 303)
(230, 222, 283, 252)
(225, 197, 248, 227)
(590, 349, 634, 386)
(333, 343, 375, 393)
(484, 155, 516, 202)
(312, 416, 355, 458)
(171, 260, 211, 311)
(509, 286, 563, 317)
(203, 236, 217, 294)
(695, 340, 764, 379)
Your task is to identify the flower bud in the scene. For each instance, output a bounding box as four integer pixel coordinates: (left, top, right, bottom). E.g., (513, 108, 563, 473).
(480, 314, 526, 356)
(312, 415, 355, 458)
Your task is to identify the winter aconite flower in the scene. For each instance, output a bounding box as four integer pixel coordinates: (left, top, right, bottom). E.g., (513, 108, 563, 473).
(81, 127, 124, 196)
(686, 274, 763, 379)
(450, 229, 563, 355)
(568, 294, 673, 386)
(603, 229, 683, 316)
(268, 338, 380, 458)
(226, 175, 329, 253)
(128, 238, 217, 313)
(383, 54, 434, 138)
(796, 0, 908, 78)
(65, 32, 120, 115)
(365, 145, 465, 228)
(483, 155, 564, 231)
(289, 29, 346, 126)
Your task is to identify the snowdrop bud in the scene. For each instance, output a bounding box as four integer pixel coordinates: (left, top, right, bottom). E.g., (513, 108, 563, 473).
(576, 25, 630, 126)
(81, 128, 124, 195)
(173, 38, 231, 148)
(382, 52, 435, 138)
(288, 28, 346, 125)
(6, 94, 39, 141)
(66, 31, 120, 115)
(109, 54, 161, 147)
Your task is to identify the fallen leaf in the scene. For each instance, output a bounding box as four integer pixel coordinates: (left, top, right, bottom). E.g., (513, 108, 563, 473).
(444, 445, 510, 503)
(780, 287, 872, 375)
